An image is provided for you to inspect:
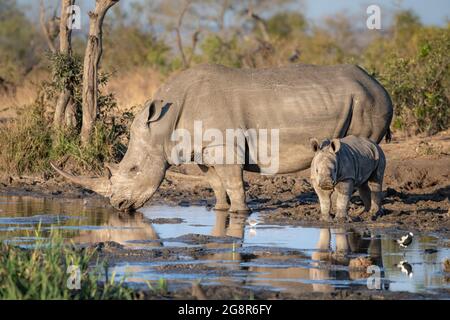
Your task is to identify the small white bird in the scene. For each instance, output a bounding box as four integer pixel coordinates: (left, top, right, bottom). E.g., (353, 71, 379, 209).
(397, 232, 414, 248)
(249, 228, 257, 237)
(248, 218, 259, 228)
(396, 260, 413, 278)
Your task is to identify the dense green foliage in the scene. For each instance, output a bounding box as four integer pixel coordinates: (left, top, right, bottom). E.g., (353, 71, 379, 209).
(0, 48, 133, 174)
(0, 0, 40, 81)
(364, 19, 449, 134)
(0, 2, 448, 174)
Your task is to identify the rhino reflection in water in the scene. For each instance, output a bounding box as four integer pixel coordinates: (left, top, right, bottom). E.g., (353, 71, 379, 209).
(72, 212, 162, 247)
(52, 64, 393, 213)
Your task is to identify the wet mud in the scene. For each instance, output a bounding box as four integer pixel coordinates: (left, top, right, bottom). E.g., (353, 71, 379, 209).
(0, 134, 449, 299)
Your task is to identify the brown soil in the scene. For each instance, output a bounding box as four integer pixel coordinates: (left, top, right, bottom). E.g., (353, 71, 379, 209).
(1, 133, 449, 300)
(1, 133, 449, 233)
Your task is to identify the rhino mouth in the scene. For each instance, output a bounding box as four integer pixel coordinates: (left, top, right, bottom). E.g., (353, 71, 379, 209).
(319, 181, 335, 190)
(113, 199, 135, 212)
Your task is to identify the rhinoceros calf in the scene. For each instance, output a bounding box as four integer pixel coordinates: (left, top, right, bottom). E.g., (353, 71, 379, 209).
(310, 135, 386, 222)
(52, 64, 392, 212)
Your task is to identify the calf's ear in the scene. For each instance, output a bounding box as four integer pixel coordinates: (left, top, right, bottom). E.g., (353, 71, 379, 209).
(310, 138, 320, 152)
(330, 139, 341, 153)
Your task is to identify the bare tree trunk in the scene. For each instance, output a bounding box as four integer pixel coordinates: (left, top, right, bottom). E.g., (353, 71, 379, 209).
(246, 8, 270, 43)
(54, 0, 75, 129)
(80, 0, 119, 145)
(39, 0, 57, 53)
(175, 0, 191, 69)
(175, 0, 200, 69)
(218, 0, 230, 34)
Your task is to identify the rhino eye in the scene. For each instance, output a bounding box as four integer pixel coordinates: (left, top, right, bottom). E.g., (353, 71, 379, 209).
(129, 165, 139, 173)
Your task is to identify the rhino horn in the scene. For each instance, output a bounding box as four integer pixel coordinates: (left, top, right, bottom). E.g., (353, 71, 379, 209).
(50, 162, 112, 197)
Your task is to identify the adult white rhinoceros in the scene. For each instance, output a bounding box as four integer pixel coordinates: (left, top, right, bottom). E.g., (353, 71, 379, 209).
(52, 64, 393, 212)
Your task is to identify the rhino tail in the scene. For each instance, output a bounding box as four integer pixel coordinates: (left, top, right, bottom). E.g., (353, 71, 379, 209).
(385, 127, 392, 143)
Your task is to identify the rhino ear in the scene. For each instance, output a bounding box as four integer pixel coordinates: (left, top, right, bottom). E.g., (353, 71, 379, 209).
(310, 138, 320, 152)
(330, 139, 341, 153)
(146, 99, 165, 124)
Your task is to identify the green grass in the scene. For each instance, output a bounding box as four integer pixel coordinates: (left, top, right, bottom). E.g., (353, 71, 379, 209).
(0, 229, 135, 300)
(145, 278, 168, 296)
(0, 102, 128, 175)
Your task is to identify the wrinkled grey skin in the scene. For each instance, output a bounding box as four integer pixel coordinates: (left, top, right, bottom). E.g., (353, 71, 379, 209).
(52, 64, 393, 212)
(310, 135, 386, 222)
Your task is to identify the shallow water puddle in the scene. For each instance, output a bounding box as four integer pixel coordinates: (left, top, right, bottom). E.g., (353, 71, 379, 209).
(0, 195, 449, 295)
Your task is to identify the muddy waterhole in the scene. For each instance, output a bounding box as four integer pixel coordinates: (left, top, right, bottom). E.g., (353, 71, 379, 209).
(0, 195, 449, 296)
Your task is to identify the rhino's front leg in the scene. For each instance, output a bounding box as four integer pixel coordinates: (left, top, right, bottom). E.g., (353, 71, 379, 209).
(334, 179, 354, 222)
(314, 185, 332, 222)
(214, 165, 250, 213)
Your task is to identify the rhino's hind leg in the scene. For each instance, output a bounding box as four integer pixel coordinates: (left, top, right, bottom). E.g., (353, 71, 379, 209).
(199, 165, 230, 211)
(357, 182, 372, 213)
(368, 180, 383, 217)
(213, 165, 250, 213)
(369, 159, 386, 218)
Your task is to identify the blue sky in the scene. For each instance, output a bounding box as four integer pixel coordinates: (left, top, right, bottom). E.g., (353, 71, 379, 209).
(18, 0, 450, 26)
(304, 0, 449, 26)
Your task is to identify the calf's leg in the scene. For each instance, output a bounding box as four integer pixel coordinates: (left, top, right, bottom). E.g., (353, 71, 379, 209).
(314, 185, 332, 222)
(369, 180, 383, 216)
(369, 158, 386, 217)
(357, 182, 372, 213)
(334, 180, 354, 222)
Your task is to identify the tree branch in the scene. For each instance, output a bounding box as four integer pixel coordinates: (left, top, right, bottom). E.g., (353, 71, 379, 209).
(175, 0, 193, 69)
(39, 0, 57, 53)
(81, 0, 120, 144)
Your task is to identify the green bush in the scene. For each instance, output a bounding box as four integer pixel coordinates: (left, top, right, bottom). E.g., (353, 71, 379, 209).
(0, 89, 132, 175)
(0, 102, 52, 174)
(372, 28, 449, 134)
(200, 35, 243, 68)
(0, 0, 39, 82)
(0, 229, 134, 299)
(266, 12, 307, 39)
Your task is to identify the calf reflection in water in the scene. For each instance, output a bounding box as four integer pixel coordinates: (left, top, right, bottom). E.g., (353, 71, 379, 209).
(206, 212, 388, 292)
(310, 229, 387, 292)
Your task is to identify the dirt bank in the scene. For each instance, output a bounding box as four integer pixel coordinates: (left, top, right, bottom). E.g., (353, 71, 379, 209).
(1, 133, 449, 232)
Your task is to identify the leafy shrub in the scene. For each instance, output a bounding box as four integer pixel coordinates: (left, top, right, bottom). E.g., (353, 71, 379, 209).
(266, 12, 307, 38)
(0, 101, 52, 174)
(373, 28, 449, 134)
(0, 103, 131, 175)
(0, 0, 39, 82)
(200, 35, 243, 68)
